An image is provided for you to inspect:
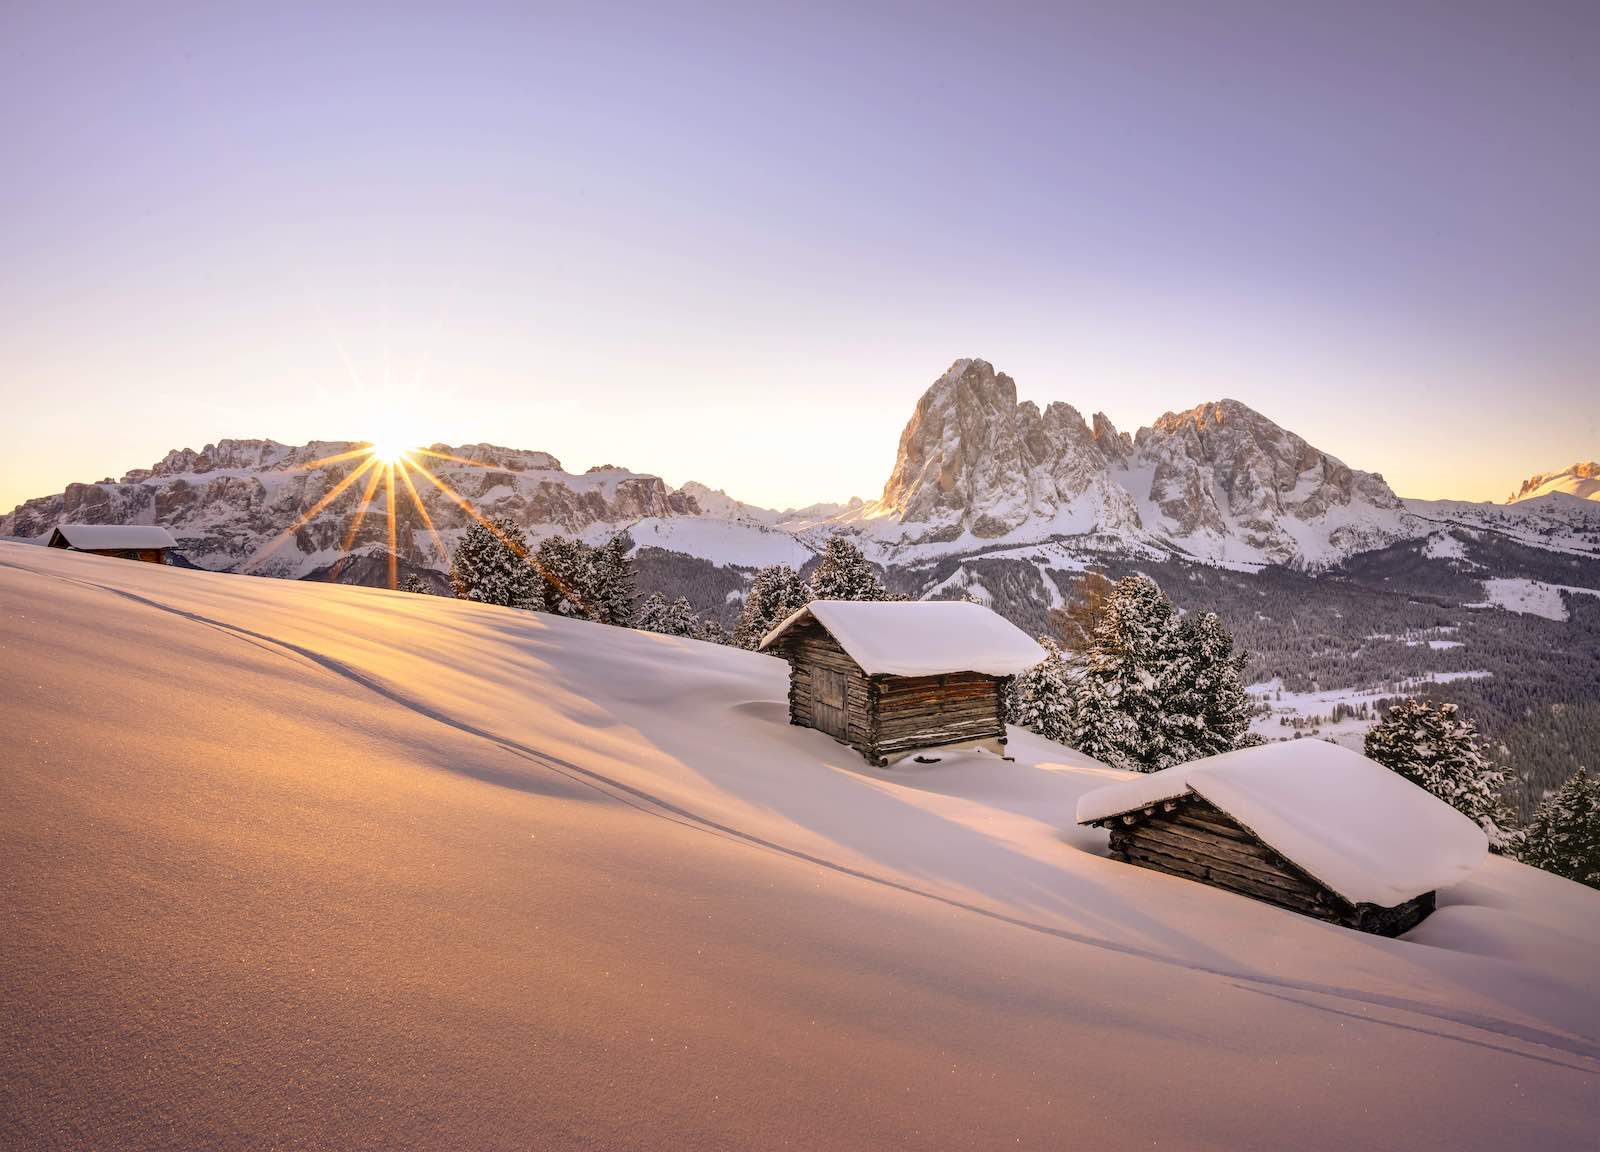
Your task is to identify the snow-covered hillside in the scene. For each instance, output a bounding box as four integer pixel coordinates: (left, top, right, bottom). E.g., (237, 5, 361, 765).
(3, 542, 1597, 1149)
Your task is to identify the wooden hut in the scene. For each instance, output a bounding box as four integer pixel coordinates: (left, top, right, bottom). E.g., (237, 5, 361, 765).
(46, 524, 176, 565)
(1076, 741, 1487, 936)
(759, 600, 1044, 766)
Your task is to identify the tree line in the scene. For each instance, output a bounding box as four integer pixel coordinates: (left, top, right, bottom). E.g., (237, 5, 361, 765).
(423, 520, 1600, 891)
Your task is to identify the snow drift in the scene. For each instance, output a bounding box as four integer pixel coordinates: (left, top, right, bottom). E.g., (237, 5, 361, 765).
(2, 541, 1597, 1150)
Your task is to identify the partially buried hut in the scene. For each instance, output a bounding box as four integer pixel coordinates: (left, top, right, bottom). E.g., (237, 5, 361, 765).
(1076, 740, 1488, 936)
(46, 524, 176, 565)
(759, 600, 1044, 766)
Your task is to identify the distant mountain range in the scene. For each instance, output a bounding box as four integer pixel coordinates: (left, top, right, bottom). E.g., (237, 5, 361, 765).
(3, 357, 1596, 580)
(1508, 461, 1600, 504)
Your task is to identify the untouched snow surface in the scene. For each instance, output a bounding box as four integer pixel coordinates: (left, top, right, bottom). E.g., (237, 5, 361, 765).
(621, 514, 816, 568)
(1471, 577, 1600, 621)
(1078, 742, 1487, 907)
(761, 599, 1045, 676)
(3, 542, 1598, 1150)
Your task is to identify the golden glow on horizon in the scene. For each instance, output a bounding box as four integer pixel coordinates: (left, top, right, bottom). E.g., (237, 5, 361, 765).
(239, 439, 587, 609)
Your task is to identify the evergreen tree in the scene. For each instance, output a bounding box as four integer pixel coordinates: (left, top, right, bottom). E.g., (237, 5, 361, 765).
(400, 573, 433, 595)
(588, 534, 638, 626)
(535, 534, 595, 618)
(697, 617, 729, 645)
(449, 515, 540, 610)
(1169, 611, 1257, 759)
(810, 536, 889, 601)
(1364, 699, 1513, 847)
(1069, 574, 1190, 772)
(1516, 769, 1600, 889)
(734, 563, 812, 649)
(1008, 636, 1075, 744)
(635, 592, 669, 633)
(638, 593, 702, 638)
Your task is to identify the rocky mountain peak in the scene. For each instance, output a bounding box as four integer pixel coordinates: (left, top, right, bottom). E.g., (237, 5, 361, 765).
(1509, 461, 1600, 503)
(866, 361, 1408, 565)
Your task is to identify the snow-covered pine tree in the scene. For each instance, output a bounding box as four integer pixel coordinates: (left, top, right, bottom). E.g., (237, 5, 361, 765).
(1008, 635, 1074, 744)
(534, 534, 595, 618)
(1516, 769, 1600, 889)
(733, 564, 812, 649)
(588, 534, 638, 626)
(1170, 611, 1257, 759)
(810, 536, 889, 601)
(638, 593, 703, 638)
(1364, 698, 1514, 847)
(697, 617, 728, 645)
(635, 592, 669, 633)
(1068, 574, 1189, 772)
(400, 573, 432, 595)
(448, 515, 540, 610)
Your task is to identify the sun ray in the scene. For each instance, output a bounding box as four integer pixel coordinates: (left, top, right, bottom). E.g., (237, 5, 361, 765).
(407, 457, 594, 616)
(340, 460, 387, 557)
(385, 462, 398, 590)
(395, 459, 450, 567)
(242, 455, 379, 573)
(413, 447, 496, 469)
(295, 445, 378, 472)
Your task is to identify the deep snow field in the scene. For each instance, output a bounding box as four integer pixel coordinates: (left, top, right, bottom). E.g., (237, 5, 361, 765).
(2, 541, 1597, 1150)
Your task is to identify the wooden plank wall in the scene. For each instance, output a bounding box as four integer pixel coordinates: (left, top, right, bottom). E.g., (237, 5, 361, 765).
(1104, 796, 1433, 936)
(872, 672, 1004, 759)
(772, 619, 877, 758)
(772, 619, 1009, 764)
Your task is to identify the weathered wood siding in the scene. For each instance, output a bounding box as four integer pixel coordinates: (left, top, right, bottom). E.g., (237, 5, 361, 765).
(770, 618, 877, 758)
(871, 672, 1006, 760)
(1101, 795, 1434, 937)
(771, 619, 1009, 764)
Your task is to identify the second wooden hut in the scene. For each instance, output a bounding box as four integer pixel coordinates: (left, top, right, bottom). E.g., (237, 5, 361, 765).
(1076, 740, 1488, 936)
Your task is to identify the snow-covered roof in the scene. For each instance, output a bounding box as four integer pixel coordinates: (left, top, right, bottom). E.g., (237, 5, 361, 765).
(759, 600, 1045, 677)
(48, 524, 176, 551)
(1076, 741, 1487, 907)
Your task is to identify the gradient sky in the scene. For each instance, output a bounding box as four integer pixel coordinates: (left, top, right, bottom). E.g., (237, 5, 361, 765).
(2, 1, 1596, 514)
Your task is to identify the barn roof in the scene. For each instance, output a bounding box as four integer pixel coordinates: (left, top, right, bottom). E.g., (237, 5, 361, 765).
(48, 524, 177, 551)
(759, 600, 1045, 678)
(1075, 740, 1487, 907)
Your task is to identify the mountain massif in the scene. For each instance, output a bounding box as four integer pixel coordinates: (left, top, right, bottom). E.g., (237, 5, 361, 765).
(1, 440, 697, 581)
(834, 358, 1412, 567)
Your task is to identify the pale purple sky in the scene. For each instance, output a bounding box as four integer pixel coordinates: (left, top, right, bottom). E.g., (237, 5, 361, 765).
(2, 1, 1596, 512)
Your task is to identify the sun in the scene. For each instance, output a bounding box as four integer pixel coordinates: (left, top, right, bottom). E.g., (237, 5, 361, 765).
(368, 437, 414, 465)
(245, 428, 574, 605)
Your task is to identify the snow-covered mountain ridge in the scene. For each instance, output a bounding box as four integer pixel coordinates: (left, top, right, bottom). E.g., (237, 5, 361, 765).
(1509, 462, 1600, 503)
(824, 358, 1418, 568)
(4, 362, 1596, 579)
(0, 438, 697, 578)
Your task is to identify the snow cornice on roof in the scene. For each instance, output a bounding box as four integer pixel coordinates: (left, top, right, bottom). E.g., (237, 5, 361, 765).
(759, 599, 1045, 678)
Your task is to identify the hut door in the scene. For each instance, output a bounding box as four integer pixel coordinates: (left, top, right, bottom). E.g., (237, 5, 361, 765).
(813, 669, 849, 740)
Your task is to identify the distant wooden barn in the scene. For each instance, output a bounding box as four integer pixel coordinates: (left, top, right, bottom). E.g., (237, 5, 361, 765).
(46, 524, 176, 565)
(759, 600, 1044, 766)
(1076, 741, 1488, 936)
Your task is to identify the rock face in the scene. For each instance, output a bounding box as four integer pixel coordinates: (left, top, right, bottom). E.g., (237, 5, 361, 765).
(857, 358, 1409, 566)
(1509, 462, 1600, 503)
(0, 439, 696, 578)
(874, 359, 1140, 544)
